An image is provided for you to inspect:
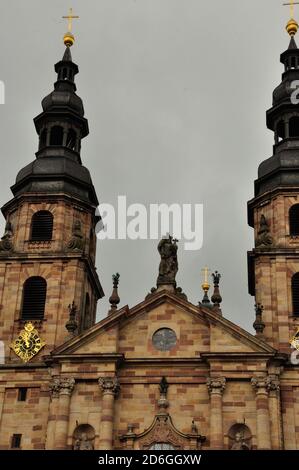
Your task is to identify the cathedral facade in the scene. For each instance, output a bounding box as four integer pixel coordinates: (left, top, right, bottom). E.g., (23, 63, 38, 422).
(1, 20, 299, 451)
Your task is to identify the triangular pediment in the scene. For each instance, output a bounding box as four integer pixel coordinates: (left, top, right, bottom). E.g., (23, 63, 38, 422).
(50, 290, 276, 360)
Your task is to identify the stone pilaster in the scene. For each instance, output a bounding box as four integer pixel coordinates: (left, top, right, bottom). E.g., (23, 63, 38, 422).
(251, 377, 271, 450)
(0, 388, 4, 431)
(207, 377, 226, 450)
(267, 375, 283, 450)
(45, 377, 61, 450)
(98, 377, 120, 450)
(53, 377, 75, 450)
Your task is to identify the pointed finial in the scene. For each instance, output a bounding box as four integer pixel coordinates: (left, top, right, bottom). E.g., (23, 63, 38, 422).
(284, 2, 299, 36)
(211, 271, 222, 314)
(108, 273, 120, 315)
(62, 8, 79, 47)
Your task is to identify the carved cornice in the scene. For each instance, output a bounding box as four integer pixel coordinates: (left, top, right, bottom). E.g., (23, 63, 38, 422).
(98, 377, 120, 396)
(207, 377, 226, 394)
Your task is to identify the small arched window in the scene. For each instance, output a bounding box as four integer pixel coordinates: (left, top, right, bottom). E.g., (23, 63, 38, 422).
(21, 277, 47, 320)
(31, 211, 53, 241)
(289, 204, 299, 236)
(292, 273, 299, 316)
(66, 129, 77, 150)
(289, 116, 299, 137)
(50, 126, 63, 146)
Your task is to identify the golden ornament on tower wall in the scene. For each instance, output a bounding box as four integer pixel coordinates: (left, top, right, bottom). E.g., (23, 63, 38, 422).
(10, 322, 46, 363)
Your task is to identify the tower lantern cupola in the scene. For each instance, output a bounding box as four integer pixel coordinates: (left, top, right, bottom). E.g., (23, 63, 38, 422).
(11, 41, 98, 206)
(35, 45, 88, 163)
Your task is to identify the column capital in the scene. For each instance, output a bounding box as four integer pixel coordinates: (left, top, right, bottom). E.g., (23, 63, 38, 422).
(251, 376, 269, 394)
(98, 376, 120, 396)
(50, 376, 75, 397)
(49, 377, 61, 398)
(207, 376, 226, 394)
(266, 375, 280, 394)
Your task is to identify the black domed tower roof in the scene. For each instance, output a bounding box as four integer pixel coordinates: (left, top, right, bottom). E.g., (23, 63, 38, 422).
(11, 45, 98, 207)
(248, 33, 299, 226)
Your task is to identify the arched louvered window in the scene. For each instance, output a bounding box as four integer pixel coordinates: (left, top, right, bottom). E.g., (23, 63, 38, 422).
(50, 126, 63, 146)
(277, 120, 285, 142)
(30, 211, 53, 241)
(290, 117, 299, 137)
(21, 277, 47, 320)
(66, 129, 77, 150)
(290, 204, 299, 236)
(292, 273, 299, 316)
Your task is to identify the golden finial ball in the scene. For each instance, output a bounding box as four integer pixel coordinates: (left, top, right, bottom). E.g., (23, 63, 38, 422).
(202, 282, 210, 291)
(64, 32, 75, 47)
(286, 18, 299, 37)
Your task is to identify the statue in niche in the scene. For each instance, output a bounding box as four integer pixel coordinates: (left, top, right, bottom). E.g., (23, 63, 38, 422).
(74, 432, 94, 450)
(0, 221, 13, 252)
(256, 214, 273, 247)
(231, 431, 251, 450)
(228, 423, 252, 450)
(73, 424, 95, 450)
(157, 235, 178, 286)
(67, 220, 85, 251)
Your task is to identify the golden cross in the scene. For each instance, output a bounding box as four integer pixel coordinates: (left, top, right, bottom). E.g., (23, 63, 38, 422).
(62, 8, 79, 33)
(201, 266, 210, 285)
(283, 1, 299, 19)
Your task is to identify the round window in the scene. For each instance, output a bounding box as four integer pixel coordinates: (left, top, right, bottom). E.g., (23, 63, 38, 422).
(152, 328, 177, 351)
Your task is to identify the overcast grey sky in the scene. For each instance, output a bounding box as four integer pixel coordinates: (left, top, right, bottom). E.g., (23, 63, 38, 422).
(0, 1, 290, 332)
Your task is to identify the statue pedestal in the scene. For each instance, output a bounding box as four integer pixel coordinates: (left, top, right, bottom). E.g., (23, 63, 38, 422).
(156, 284, 176, 293)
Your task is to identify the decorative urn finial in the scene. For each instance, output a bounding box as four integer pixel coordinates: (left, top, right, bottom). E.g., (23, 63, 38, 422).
(211, 271, 222, 314)
(108, 273, 120, 315)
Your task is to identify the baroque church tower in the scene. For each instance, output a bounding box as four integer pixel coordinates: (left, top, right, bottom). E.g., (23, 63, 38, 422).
(248, 17, 299, 351)
(0, 34, 104, 361)
(3, 10, 299, 452)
